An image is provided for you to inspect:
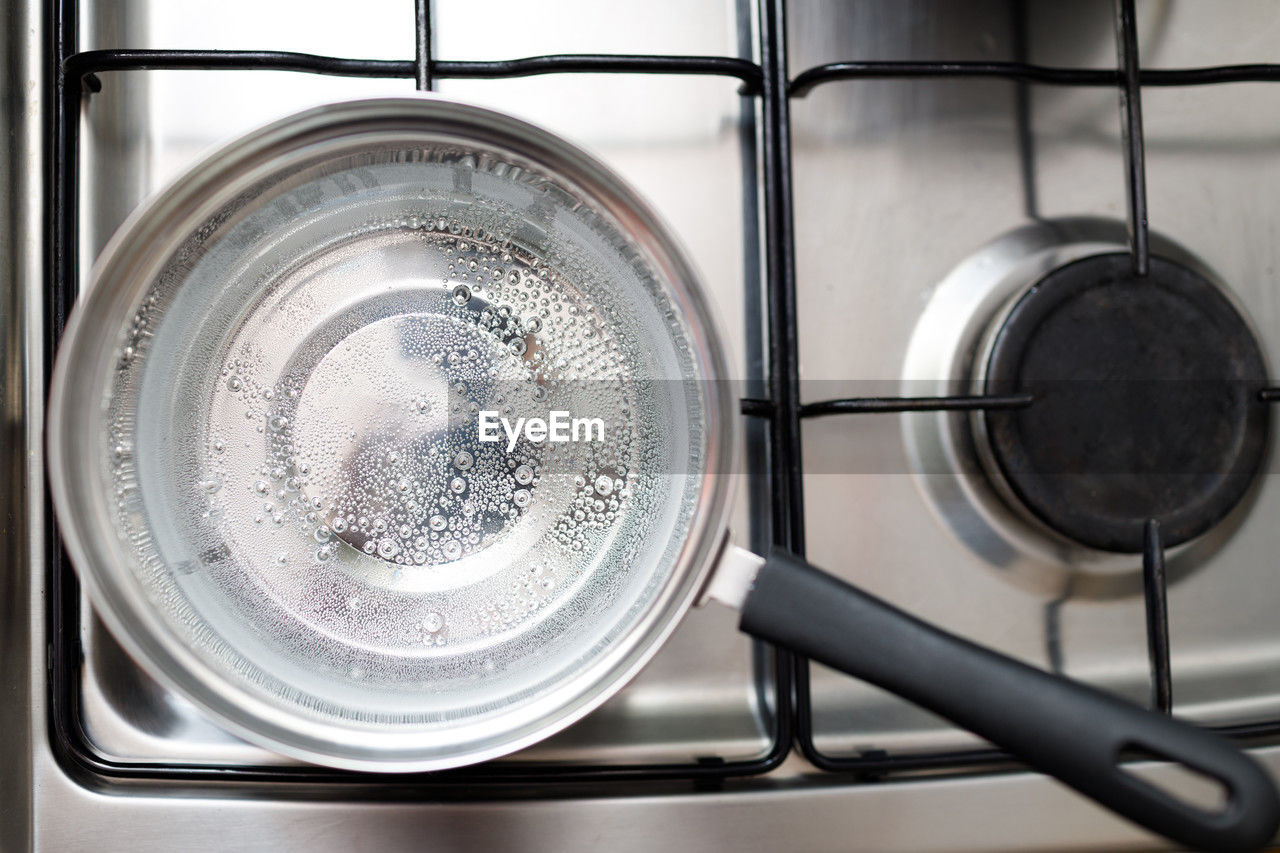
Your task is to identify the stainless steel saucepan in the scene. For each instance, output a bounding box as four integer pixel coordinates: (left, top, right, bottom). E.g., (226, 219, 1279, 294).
(48, 97, 1279, 849)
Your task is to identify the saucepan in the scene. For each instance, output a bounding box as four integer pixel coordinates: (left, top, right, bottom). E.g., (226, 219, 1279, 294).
(48, 97, 1279, 849)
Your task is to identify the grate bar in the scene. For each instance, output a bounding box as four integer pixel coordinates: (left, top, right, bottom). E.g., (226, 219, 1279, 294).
(799, 394, 1033, 417)
(414, 0, 432, 90)
(65, 49, 763, 91)
(1113, 0, 1149, 276)
(1143, 519, 1174, 715)
(790, 60, 1280, 98)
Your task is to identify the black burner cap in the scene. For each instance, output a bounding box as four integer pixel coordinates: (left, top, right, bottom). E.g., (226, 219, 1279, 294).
(982, 253, 1269, 553)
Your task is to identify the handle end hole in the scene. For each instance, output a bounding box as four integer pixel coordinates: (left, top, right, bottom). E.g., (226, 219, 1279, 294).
(1118, 744, 1231, 815)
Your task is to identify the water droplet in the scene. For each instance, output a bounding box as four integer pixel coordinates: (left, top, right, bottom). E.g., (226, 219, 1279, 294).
(452, 284, 471, 305)
(453, 450, 474, 471)
(513, 489, 531, 508)
(227, 376, 242, 391)
(526, 316, 542, 333)
(429, 514, 447, 531)
(514, 464, 534, 485)
(449, 477, 466, 494)
(253, 480, 269, 495)
(377, 538, 399, 559)
(331, 517, 348, 533)
(424, 612, 444, 633)
(443, 539, 462, 559)
(595, 475, 615, 496)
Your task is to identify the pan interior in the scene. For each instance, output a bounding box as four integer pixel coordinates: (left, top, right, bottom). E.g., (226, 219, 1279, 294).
(87, 123, 713, 755)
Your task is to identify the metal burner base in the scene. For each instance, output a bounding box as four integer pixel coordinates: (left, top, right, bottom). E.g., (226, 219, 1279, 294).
(902, 218, 1264, 599)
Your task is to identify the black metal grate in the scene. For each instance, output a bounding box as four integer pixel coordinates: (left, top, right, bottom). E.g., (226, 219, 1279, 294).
(47, 0, 791, 790)
(44, 0, 1280, 792)
(778, 0, 1280, 776)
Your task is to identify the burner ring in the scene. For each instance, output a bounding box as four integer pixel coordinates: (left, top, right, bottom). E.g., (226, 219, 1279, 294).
(981, 253, 1269, 553)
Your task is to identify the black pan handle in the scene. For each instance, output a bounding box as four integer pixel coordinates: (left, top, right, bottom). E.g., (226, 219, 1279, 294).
(738, 548, 1280, 851)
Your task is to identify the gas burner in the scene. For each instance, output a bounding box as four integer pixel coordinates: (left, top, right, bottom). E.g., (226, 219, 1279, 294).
(979, 253, 1269, 553)
(903, 219, 1271, 595)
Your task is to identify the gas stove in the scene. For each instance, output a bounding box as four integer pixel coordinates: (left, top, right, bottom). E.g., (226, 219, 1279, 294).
(7, 0, 1280, 849)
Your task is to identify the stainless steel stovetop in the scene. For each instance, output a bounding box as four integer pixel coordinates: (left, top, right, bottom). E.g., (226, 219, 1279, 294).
(8, 0, 1280, 849)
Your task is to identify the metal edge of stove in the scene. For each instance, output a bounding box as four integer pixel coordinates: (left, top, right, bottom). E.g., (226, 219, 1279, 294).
(7, 0, 1280, 850)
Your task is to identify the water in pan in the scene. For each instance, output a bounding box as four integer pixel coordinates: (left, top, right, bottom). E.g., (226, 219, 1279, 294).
(213, 231, 637, 643)
(103, 145, 705, 725)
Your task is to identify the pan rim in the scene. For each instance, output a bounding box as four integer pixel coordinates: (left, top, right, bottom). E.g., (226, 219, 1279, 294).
(47, 94, 739, 772)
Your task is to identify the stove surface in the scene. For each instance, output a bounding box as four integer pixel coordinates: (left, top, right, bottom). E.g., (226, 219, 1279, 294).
(8, 0, 1280, 850)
